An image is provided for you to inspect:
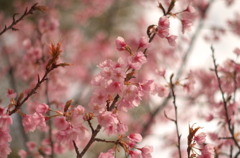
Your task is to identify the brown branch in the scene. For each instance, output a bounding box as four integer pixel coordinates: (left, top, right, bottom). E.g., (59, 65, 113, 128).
(73, 140, 80, 156)
(234, 151, 240, 158)
(77, 124, 102, 158)
(232, 70, 237, 102)
(169, 74, 182, 158)
(77, 92, 120, 158)
(0, 3, 40, 36)
(45, 80, 55, 158)
(8, 42, 68, 115)
(8, 68, 52, 115)
(95, 138, 118, 144)
(87, 120, 94, 133)
(211, 46, 240, 152)
(141, 0, 216, 137)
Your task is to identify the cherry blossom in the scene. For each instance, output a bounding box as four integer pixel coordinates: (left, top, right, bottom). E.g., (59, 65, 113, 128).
(6, 89, 17, 99)
(1, 1, 240, 158)
(54, 116, 70, 130)
(116, 36, 127, 51)
(128, 133, 142, 143)
(36, 103, 49, 114)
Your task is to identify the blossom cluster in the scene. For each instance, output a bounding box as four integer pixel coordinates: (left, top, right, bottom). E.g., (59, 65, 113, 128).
(1, 0, 240, 158)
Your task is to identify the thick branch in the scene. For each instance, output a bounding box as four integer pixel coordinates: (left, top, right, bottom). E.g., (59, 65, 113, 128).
(77, 93, 120, 158)
(77, 125, 102, 158)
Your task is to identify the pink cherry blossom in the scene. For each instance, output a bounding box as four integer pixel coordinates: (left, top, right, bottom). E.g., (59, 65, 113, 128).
(22, 38, 32, 49)
(32, 113, 47, 129)
(67, 125, 88, 141)
(0, 114, 12, 128)
(128, 133, 142, 143)
(0, 143, 11, 158)
(117, 123, 128, 134)
(185, 5, 196, 13)
(153, 83, 169, 97)
(158, 16, 170, 29)
(166, 35, 177, 46)
(155, 67, 166, 77)
(25, 47, 42, 62)
(101, 67, 112, 79)
(54, 130, 69, 144)
(139, 80, 154, 92)
(97, 111, 119, 128)
(22, 114, 38, 133)
(36, 103, 49, 114)
(18, 149, 27, 158)
(98, 149, 114, 158)
(194, 132, 206, 145)
(22, 113, 47, 133)
(106, 81, 123, 94)
(129, 150, 141, 158)
(117, 99, 134, 112)
(54, 116, 70, 130)
(26, 141, 36, 152)
(181, 19, 193, 34)
(121, 85, 139, 102)
(54, 143, 65, 154)
(6, 89, 17, 99)
(205, 114, 214, 121)
(197, 144, 215, 158)
(138, 36, 149, 49)
(90, 89, 108, 106)
(128, 51, 147, 70)
(41, 146, 52, 155)
(139, 145, 154, 158)
(104, 125, 117, 136)
(116, 36, 127, 51)
(0, 128, 12, 145)
(112, 68, 126, 82)
(234, 48, 240, 56)
(157, 28, 169, 38)
(71, 105, 85, 116)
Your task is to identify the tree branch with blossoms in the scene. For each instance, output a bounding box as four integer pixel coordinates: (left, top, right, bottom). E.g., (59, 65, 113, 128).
(141, 0, 216, 138)
(211, 46, 240, 154)
(0, 3, 47, 36)
(7, 42, 70, 115)
(2, 0, 240, 158)
(164, 74, 182, 158)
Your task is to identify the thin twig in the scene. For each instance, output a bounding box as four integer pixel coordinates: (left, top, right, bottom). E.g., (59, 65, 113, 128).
(234, 151, 240, 158)
(230, 145, 233, 158)
(8, 42, 68, 115)
(8, 68, 51, 115)
(218, 137, 233, 140)
(233, 71, 237, 102)
(73, 140, 80, 156)
(46, 80, 55, 158)
(87, 120, 94, 133)
(211, 46, 240, 152)
(141, 0, 215, 137)
(0, 3, 39, 36)
(95, 138, 118, 144)
(169, 74, 182, 158)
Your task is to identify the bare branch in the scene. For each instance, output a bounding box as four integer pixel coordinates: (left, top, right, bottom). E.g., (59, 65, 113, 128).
(0, 3, 41, 36)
